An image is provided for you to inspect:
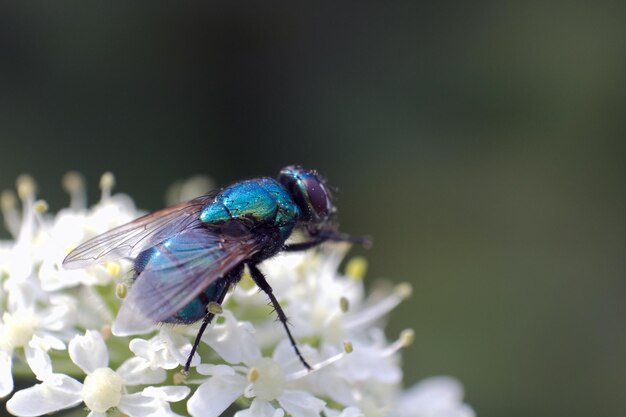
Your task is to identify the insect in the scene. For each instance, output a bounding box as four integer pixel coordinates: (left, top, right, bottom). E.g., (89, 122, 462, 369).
(63, 166, 367, 372)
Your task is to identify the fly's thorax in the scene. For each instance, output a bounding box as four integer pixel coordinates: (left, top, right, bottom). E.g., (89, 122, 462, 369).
(199, 178, 299, 234)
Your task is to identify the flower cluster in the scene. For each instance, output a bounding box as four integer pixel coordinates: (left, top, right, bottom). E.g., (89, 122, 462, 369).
(0, 172, 474, 417)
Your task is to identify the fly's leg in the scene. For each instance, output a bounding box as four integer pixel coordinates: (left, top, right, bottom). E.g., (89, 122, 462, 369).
(283, 230, 371, 252)
(283, 238, 324, 252)
(247, 263, 312, 370)
(184, 264, 244, 372)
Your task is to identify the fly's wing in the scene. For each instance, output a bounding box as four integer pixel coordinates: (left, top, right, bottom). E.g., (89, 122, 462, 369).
(63, 193, 216, 269)
(111, 226, 261, 336)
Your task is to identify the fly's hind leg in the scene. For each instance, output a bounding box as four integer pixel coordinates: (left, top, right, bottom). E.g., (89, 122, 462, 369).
(247, 263, 312, 370)
(184, 264, 244, 372)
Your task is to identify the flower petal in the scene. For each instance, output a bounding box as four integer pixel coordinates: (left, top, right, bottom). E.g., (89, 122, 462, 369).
(143, 385, 191, 402)
(278, 390, 325, 417)
(235, 399, 284, 417)
(203, 310, 260, 365)
(116, 356, 165, 386)
(391, 376, 475, 417)
(68, 330, 108, 374)
(187, 374, 246, 417)
(117, 392, 159, 416)
(24, 344, 52, 382)
(0, 350, 14, 398)
(6, 375, 82, 416)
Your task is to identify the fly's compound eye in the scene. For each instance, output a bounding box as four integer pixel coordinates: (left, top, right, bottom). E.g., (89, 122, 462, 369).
(279, 166, 333, 223)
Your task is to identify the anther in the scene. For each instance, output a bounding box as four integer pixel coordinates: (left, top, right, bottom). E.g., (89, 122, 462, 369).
(247, 367, 260, 383)
(34, 200, 48, 214)
(116, 283, 128, 299)
(106, 262, 121, 278)
(339, 296, 350, 313)
(62, 171, 86, 210)
(394, 282, 413, 299)
(16, 174, 37, 200)
(345, 256, 368, 280)
(99, 172, 115, 200)
(207, 302, 223, 315)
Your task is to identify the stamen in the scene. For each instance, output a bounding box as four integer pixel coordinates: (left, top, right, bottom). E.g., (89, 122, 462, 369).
(32, 200, 50, 233)
(382, 329, 414, 357)
(99, 172, 115, 201)
(33, 200, 48, 214)
(247, 367, 260, 383)
(343, 282, 413, 331)
(173, 372, 187, 385)
(394, 282, 413, 299)
(207, 302, 223, 315)
(345, 256, 368, 280)
(339, 296, 350, 313)
(106, 262, 121, 278)
(286, 341, 353, 381)
(100, 325, 113, 340)
(62, 171, 86, 210)
(116, 283, 128, 299)
(1, 190, 20, 237)
(15, 175, 37, 243)
(16, 174, 37, 201)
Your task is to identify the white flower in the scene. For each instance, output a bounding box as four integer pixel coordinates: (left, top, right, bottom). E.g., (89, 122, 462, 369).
(188, 339, 327, 417)
(130, 328, 199, 370)
(0, 291, 72, 398)
(389, 377, 476, 417)
(0, 172, 475, 417)
(6, 330, 190, 417)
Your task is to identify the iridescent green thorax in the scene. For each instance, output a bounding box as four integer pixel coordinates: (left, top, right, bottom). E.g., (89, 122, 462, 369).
(199, 178, 300, 240)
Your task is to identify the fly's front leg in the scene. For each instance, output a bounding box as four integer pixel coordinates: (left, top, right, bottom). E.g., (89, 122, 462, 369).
(247, 263, 312, 370)
(283, 230, 371, 252)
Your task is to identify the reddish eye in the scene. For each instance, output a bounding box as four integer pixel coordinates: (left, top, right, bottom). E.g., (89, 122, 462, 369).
(303, 177, 330, 219)
(278, 166, 333, 223)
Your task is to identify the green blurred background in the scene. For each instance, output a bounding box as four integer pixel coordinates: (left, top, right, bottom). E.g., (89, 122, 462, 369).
(1, 2, 625, 417)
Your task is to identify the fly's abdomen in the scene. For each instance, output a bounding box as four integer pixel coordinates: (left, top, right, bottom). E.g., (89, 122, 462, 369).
(133, 231, 231, 324)
(162, 279, 229, 324)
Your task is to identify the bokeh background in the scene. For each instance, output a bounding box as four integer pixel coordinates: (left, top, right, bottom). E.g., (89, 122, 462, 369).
(1, 2, 625, 417)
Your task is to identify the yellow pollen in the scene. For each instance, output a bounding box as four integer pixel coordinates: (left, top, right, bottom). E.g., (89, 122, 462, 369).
(345, 256, 368, 280)
(34, 200, 48, 214)
(344, 341, 354, 354)
(247, 367, 260, 383)
(106, 262, 121, 277)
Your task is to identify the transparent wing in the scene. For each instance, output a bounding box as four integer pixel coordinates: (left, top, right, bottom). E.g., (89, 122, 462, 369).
(111, 226, 261, 336)
(63, 193, 216, 269)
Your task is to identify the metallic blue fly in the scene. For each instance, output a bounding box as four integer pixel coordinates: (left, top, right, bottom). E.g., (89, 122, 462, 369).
(63, 166, 368, 371)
